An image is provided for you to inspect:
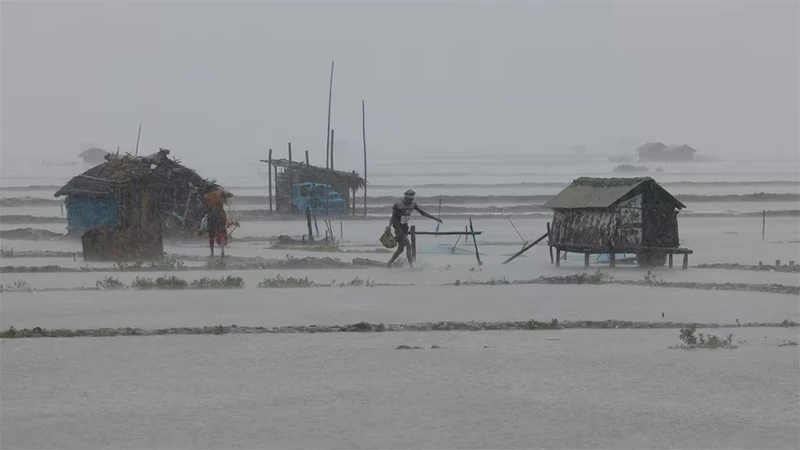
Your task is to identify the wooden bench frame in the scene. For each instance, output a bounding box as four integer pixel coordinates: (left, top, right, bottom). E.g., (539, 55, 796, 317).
(550, 244, 694, 269)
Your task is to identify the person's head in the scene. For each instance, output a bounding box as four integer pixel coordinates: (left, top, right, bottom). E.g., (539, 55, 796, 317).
(403, 189, 416, 205)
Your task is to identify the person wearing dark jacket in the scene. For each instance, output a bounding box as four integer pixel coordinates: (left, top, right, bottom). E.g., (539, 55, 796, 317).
(387, 189, 442, 268)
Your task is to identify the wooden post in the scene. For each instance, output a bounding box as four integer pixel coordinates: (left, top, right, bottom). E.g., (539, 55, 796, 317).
(609, 251, 616, 268)
(584, 253, 590, 267)
(268, 149, 273, 212)
(325, 60, 334, 170)
(305, 151, 310, 165)
(556, 249, 561, 267)
(682, 253, 688, 269)
(273, 163, 279, 213)
(330, 129, 335, 171)
(327, 129, 335, 214)
(306, 208, 314, 241)
(362, 100, 368, 217)
(668, 253, 674, 268)
(352, 171, 357, 216)
(287, 143, 293, 213)
(762, 209, 766, 240)
(410, 225, 417, 263)
(469, 218, 482, 266)
(547, 222, 553, 264)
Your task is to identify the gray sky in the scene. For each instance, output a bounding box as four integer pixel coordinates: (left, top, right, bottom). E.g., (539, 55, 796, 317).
(2, 0, 798, 170)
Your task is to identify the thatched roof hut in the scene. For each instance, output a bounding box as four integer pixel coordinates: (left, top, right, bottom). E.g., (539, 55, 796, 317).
(55, 149, 220, 239)
(545, 177, 688, 267)
(264, 158, 366, 214)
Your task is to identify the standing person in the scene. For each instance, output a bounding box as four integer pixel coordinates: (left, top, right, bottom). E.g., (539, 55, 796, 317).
(387, 189, 442, 268)
(204, 189, 233, 258)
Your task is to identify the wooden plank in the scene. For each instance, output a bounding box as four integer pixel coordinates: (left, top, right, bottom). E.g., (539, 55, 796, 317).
(413, 231, 483, 236)
(553, 244, 693, 254)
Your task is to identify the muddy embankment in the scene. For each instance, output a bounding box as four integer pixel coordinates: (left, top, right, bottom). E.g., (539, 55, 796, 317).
(2, 319, 797, 339)
(453, 274, 800, 296)
(2, 267, 798, 296)
(696, 263, 800, 274)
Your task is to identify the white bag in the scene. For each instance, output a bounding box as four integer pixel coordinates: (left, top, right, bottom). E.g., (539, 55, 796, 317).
(200, 214, 209, 232)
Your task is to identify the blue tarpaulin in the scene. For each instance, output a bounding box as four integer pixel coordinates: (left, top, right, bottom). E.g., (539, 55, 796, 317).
(65, 196, 117, 233)
(292, 182, 347, 216)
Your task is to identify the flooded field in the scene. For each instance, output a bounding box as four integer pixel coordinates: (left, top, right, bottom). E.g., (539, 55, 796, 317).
(3, 328, 799, 449)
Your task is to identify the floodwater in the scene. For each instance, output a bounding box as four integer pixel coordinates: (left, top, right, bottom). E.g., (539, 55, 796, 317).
(2, 328, 799, 449)
(2, 154, 800, 449)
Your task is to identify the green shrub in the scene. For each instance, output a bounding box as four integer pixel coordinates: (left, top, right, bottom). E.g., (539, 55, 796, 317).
(257, 275, 323, 288)
(190, 276, 245, 289)
(96, 276, 125, 289)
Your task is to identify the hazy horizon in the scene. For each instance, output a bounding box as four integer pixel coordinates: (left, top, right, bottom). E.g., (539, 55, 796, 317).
(2, 1, 798, 173)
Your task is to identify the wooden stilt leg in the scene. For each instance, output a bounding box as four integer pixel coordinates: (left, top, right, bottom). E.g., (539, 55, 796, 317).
(668, 253, 673, 268)
(584, 253, 590, 267)
(556, 249, 561, 267)
(610, 251, 616, 268)
(682, 253, 688, 270)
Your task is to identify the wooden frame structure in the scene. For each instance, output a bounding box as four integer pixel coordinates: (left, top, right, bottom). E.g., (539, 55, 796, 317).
(408, 221, 484, 265)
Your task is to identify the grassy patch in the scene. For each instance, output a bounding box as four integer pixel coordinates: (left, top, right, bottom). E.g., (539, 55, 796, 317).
(96, 276, 125, 289)
(526, 318, 561, 330)
(190, 276, 245, 289)
(131, 275, 189, 289)
(670, 325, 738, 349)
(257, 275, 324, 288)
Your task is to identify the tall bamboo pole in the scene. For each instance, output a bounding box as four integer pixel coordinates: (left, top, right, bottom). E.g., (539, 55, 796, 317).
(362, 100, 368, 217)
(325, 61, 334, 170)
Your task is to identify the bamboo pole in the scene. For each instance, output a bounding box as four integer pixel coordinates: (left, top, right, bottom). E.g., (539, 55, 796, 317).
(762, 209, 766, 240)
(351, 171, 356, 216)
(330, 129, 335, 170)
(469, 218, 482, 266)
(362, 100, 368, 217)
(502, 232, 549, 264)
(287, 142, 293, 213)
(134, 124, 142, 156)
(327, 129, 334, 214)
(268, 149, 273, 212)
(274, 164, 279, 213)
(325, 60, 334, 170)
(305, 151, 310, 165)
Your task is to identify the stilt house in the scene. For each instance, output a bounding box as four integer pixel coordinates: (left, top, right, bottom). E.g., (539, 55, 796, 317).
(544, 177, 692, 267)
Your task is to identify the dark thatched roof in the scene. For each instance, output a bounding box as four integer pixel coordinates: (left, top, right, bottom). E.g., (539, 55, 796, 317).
(55, 149, 219, 198)
(263, 159, 367, 190)
(544, 177, 685, 209)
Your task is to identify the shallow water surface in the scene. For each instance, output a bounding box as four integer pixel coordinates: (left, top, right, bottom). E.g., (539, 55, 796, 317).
(2, 328, 798, 449)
